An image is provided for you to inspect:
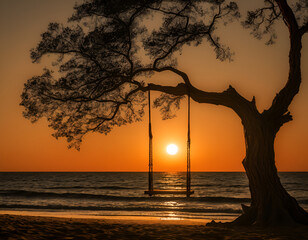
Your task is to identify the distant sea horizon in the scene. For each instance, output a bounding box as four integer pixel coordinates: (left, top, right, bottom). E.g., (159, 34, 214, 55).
(1, 171, 307, 172)
(0, 172, 307, 221)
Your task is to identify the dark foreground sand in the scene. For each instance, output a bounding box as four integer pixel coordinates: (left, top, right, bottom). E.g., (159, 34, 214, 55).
(0, 214, 307, 240)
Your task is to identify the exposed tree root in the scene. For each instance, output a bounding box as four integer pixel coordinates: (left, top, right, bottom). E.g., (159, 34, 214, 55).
(207, 202, 308, 227)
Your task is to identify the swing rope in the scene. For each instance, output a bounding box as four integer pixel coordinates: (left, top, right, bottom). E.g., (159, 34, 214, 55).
(187, 91, 191, 192)
(148, 89, 153, 192)
(146, 88, 193, 196)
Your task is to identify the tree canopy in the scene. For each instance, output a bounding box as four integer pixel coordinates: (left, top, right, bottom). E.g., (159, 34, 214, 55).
(21, 0, 242, 149)
(20, 1, 308, 148)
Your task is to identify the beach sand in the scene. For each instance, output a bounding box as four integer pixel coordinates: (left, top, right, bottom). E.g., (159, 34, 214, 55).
(0, 214, 307, 240)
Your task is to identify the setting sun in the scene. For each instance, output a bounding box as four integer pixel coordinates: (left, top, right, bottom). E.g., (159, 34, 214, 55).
(166, 144, 178, 155)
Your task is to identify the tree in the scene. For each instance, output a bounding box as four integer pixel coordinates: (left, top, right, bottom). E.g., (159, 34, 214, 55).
(21, 0, 308, 226)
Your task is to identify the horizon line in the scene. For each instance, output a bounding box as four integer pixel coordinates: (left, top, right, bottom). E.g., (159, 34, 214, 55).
(0, 171, 307, 173)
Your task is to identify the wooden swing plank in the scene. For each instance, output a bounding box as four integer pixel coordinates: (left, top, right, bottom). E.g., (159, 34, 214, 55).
(144, 189, 194, 196)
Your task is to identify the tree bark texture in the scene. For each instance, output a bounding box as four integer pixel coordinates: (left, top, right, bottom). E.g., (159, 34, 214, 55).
(231, 112, 308, 226)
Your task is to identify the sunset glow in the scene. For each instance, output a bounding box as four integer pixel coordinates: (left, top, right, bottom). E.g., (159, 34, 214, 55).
(166, 144, 179, 155)
(0, 0, 307, 172)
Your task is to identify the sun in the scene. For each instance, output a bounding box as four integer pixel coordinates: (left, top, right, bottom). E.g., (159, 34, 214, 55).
(166, 144, 178, 155)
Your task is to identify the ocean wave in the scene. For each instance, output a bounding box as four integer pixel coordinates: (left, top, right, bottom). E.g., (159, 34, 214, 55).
(0, 203, 242, 214)
(194, 184, 247, 188)
(45, 186, 134, 190)
(0, 190, 251, 203)
(2, 190, 307, 204)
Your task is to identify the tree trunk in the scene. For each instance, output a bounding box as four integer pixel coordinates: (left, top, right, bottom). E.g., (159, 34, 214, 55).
(231, 112, 308, 226)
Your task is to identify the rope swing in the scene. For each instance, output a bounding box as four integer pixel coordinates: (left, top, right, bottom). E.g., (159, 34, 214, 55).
(144, 88, 194, 197)
(187, 91, 191, 193)
(148, 89, 153, 193)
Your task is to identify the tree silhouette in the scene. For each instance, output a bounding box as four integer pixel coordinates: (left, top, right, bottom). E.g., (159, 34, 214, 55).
(21, 0, 308, 226)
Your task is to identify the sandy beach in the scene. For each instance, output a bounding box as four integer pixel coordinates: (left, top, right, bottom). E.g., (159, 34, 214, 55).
(0, 214, 307, 240)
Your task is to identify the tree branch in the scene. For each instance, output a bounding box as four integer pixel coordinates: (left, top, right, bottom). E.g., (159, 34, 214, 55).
(150, 83, 258, 121)
(266, 0, 302, 126)
(275, 0, 299, 33)
(133, 64, 259, 120)
(299, 21, 308, 36)
(88, 85, 141, 132)
(133, 66, 192, 87)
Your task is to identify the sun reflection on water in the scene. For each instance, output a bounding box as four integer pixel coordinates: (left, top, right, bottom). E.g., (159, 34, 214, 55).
(157, 172, 187, 190)
(161, 212, 183, 221)
(163, 201, 182, 208)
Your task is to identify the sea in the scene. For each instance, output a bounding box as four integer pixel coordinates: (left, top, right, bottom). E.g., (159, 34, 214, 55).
(0, 172, 307, 221)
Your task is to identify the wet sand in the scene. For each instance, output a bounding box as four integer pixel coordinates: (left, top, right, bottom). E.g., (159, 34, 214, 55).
(0, 214, 307, 240)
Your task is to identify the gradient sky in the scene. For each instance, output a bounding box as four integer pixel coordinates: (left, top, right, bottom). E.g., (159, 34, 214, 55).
(0, 0, 307, 172)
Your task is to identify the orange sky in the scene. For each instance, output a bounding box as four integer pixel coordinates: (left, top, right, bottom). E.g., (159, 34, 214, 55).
(0, 0, 307, 172)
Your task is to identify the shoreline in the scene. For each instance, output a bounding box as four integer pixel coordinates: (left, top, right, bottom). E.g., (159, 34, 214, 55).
(0, 210, 237, 223)
(1, 213, 308, 240)
(0, 210, 213, 225)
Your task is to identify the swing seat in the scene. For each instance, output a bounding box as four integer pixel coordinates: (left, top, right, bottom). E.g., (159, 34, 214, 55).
(144, 189, 194, 196)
